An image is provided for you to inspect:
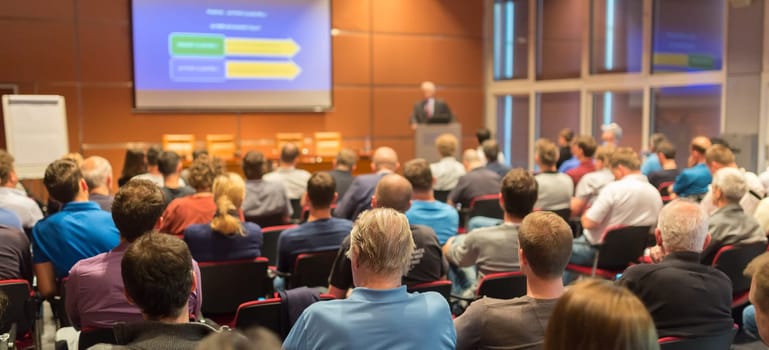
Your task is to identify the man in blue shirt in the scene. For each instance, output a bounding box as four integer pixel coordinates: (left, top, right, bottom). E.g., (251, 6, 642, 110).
(284, 208, 455, 350)
(275, 172, 352, 290)
(32, 159, 120, 297)
(641, 133, 667, 175)
(672, 136, 712, 200)
(403, 158, 459, 245)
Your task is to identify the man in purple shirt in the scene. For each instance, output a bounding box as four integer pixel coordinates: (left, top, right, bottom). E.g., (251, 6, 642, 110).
(65, 180, 203, 330)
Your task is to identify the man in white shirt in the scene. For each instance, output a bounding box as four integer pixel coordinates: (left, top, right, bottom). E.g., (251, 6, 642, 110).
(430, 133, 465, 192)
(0, 150, 42, 230)
(264, 143, 312, 201)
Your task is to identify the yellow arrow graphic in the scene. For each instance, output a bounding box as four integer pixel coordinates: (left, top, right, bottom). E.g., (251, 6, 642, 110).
(226, 61, 301, 79)
(225, 38, 301, 57)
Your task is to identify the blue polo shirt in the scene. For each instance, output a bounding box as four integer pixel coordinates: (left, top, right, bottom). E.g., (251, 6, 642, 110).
(0, 208, 22, 231)
(276, 217, 352, 273)
(406, 200, 459, 244)
(284, 286, 456, 350)
(641, 153, 662, 175)
(558, 156, 579, 173)
(31, 201, 119, 278)
(673, 163, 712, 198)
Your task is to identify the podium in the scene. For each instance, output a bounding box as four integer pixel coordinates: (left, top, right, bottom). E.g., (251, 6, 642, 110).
(414, 123, 462, 163)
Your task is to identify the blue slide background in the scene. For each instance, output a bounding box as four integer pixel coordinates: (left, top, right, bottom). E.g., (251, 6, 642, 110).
(132, 0, 330, 91)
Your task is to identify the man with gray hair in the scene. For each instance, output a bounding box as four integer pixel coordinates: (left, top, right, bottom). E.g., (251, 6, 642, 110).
(700, 167, 767, 264)
(335, 147, 400, 220)
(600, 122, 622, 147)
(618, 199, 733, 338)
(81, 156, 114, 212)
(285, 208, 456, 349)
(409, 81, 454, 129)
(448, 149, 501, 210)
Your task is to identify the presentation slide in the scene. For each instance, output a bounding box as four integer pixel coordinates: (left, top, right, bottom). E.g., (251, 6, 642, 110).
(132, 0, 331, 111)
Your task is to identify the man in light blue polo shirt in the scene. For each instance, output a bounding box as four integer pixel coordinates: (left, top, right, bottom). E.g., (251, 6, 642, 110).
(32, 159, 119, 298)
(404, 159, 459, 244)
(672, 136, 712, 200)
(284, 208, 455, 350)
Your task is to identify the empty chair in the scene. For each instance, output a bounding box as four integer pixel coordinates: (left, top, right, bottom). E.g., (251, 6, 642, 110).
(0, 279, 37, 345)
(467, 194, 503, 221)
(408, 280, 452, 303)
(314, 132, 342, 157)
(198, 258, 270, 323)
(566, 225, 651, 279)
(287, 250, 338, 289)
(206, 134, 237, 160)
(711, 242, 768, 307)
(259, 225, 297, 266)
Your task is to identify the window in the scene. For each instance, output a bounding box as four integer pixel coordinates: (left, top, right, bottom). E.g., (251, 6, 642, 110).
(537, 92, 580, 141)
(537, 0, 583, 79)
(493, 0, 530, 80)
(652, 0, 724, 73)
(592, 90, 643, 149)
(591, 0, 643, 74)
(496, 95, 530, 168)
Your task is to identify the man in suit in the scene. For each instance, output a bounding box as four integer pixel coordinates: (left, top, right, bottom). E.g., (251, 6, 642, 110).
(410, 81, 454, 129)
(334, 147, 399, 221)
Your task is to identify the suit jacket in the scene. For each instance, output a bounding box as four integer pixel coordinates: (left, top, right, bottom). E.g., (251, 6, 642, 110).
(334, 172, 387, 220)
(410, 98, 454, 124)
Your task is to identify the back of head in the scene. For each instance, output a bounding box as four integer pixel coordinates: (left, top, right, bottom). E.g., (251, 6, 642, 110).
(500, 168, 538, 219)
(572, 135, 598, 158)
(372, 147, 399, 171)
(211, 173, 246, 236)
(62, 152, 84, 167)
(374, 174, 413, 213)
(122, 233, 193, 321)
(712, 167, 747, 202)
(558, 128, 574, 144)
(280, 143, 300, 164)
(146, 145, 162, 166)
(187, 159, 216, 191)
(601, 123, 623, 141)
(0, 150, 15, 186)
(307, 172, 336, 209)
(195, 328, 282, 350)
(403, 158, 433, 192)
(482, 140, 500, 162)
(535, 139, 559, 168)
(608, 147, 641, 171)
(690, 136, 712, 157)
(476, 128, 492, 144)
(656, 141, 676, 159)
(745, 253, 769, 318)
(193, 149, 209, 161)
(121, 148, 147, 178)
(44, 159, 83, 204)
(81, 156, 112, 189)
(435, 133, 458, 158)
(650, 133, 667, 151)
(242, 151, 265, 180)
(657, 199, 708, 253)
(346, 208, 414, 276)
(462, 148, 481, 166)
(157, 151, 181, 176)
(705, 144, 735, 167)
(519, 212, 573, 279)
(335, 149, 357, 169)
(593, 145, 615, 164)
(544, 279, 658, 350)
(112, 179, 165, 242)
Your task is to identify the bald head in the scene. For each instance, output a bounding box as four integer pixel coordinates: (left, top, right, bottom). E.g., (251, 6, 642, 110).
(373, 174, 412, 213)
(372, 147, 399, 172)
(280, 143, 300, 164)
(421, 81, 436, 99)
(81, 156, 112, 190)
(462, 149, 482, 171)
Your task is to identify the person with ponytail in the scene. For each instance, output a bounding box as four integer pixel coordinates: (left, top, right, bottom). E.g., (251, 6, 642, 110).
(183, 172, 263, 262)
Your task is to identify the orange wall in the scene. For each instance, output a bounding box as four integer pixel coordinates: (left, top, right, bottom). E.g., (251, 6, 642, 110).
(0, 0, 484, 182)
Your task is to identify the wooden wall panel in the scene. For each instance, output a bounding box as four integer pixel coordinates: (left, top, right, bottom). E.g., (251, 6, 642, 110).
(325, 87, 371, 138)
(372, 0, 483, 37)
(372, 138, 414, 165)
(333, 34, 371, 85)
(0, 0, 74, 19)
(76, 0, 129, 22)
(0, 21, 77, 81)
(332, 0, 370, 31)
(77, 23, 132, 82)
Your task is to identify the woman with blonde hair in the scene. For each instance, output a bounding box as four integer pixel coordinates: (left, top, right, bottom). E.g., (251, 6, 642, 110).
(544, 279, 659, 350)
(183, 172, 263, 262)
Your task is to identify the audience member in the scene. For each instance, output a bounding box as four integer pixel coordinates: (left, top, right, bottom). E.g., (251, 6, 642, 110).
(184, 173, 263, 262)
(241, 151, 292, 223)
(701, 144, 765, 216)
(284, 208, 455, 349)
(565, 135, 597, 186)
(0, 212, 31, 281)
(274, 172, 351, 289)
(567, 148, 661, 282)
(430, 133, 466, 192)
(544, 279, 659, 350)
(556, 128, 574, 170)
(444, 168, 537, 295)
(158, 151, 195, 205)
(404, 158, 459, 244)
(32, 159, 120, 297)
(158, 159, 217, 236)
(117, 148, 147, 187)
(671, 136, 712, 200)
(90, 234, 218, 349)
(195, 328, 281, 350)
(641, 133, 667, 175)
(600, 122, 623, 147)
(648, 140, 680, 201)
(81, 156, 114, 211)
(483, 140, 511, 178)
(66, 180, 202, 330)
(0, 150, 43, 230)
(327, 149, 357, 199)
(131, 145, 167, 187)
(328, 174, 447, 298)
(744, 252, 769, 343)
(619, 199, 733, 338)
(334, 146, 399, 220)
(447, 149, 501, 210)
(533, 139, 572, 212)
(263, 143, 312, 201)
(455, 211, 572, 350)
(700, 168, 766, 264)
(570, 145, 615, 217)
(476, 128, 505, 165)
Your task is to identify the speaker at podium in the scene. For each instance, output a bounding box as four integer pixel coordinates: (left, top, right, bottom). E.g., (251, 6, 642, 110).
(414, 123, 462, 163)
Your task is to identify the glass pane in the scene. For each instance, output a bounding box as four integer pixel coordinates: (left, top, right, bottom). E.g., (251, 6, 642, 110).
(592, 91, 643, 150)
(537, 0, 583, 80)
(493, 0, 530, 80)
(652, 0, 724, 73)
(496, 95, 530, 168)
(591, 0, 643, 74)
(537, 92, 580, 142)
(652, 85, 722, 167)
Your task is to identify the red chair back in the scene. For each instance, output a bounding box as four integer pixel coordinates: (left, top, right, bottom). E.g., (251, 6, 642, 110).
(596, 225, 651, 271)
(260, 225, 297, 266)
(0, 279, 34, 336)
(288, 250, 338, 289)
(234, 298, 283, 336)
(476, 272, 527, 300)
(711, 242, 768, 304)
(198, 258, 270, 317)
(658, 325, 737, 350)
(407, 280, 452, 303)
(658, 181, 675, 203)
